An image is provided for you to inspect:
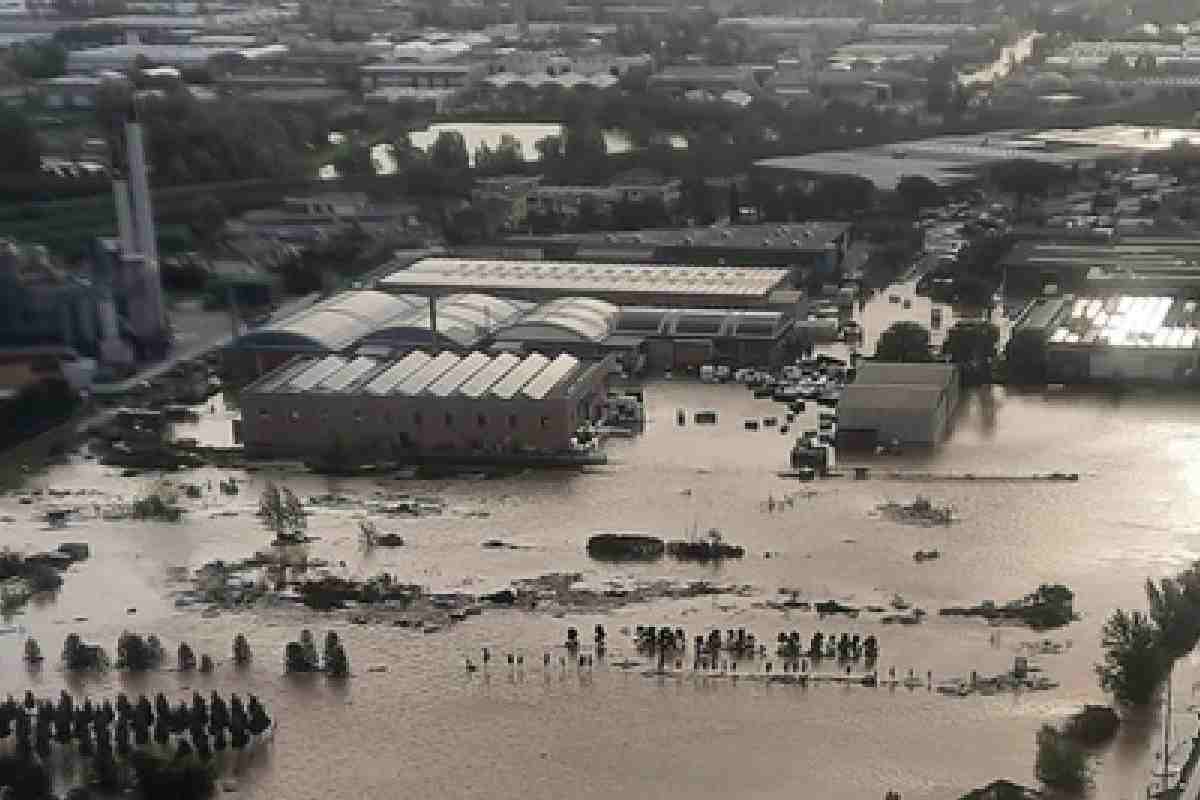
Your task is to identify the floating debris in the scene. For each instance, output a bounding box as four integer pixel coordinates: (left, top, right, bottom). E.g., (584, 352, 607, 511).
(877, 496, 954, 526)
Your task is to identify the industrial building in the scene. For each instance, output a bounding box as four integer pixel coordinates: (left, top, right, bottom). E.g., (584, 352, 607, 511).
(505, 222, 852, 278)
(237, 350, 611, 460)
(1, 119, 165, 366)
(837, 362, 960, 447)
(489, 300, 794, 372)
(1011, 294, 1200, 383)
(223, 290, 529, 379)
(1001, 238, 1200, 296)
(377, 257, 794, 309)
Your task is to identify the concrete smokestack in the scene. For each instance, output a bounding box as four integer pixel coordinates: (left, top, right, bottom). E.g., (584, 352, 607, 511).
(112, 179, 136, 256)
(124, 121, 164, 337)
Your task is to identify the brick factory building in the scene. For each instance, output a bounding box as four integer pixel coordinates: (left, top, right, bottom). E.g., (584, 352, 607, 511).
(237, 350, 611, 460)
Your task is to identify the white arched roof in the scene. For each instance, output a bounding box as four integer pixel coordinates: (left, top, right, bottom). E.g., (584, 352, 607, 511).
(497, 297, 620, 343)
(236, 290, 426, 351)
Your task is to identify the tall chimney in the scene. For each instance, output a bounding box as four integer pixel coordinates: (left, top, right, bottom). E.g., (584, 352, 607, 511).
(124, 121, 164, 336)
(112, 179, 136, 256)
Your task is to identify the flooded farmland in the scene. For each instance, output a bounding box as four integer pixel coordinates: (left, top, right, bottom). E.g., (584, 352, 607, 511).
(3, 373, 1200, 800)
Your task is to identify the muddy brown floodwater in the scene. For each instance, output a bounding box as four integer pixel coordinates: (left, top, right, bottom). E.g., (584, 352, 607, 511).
(1, 290, 1198, 800)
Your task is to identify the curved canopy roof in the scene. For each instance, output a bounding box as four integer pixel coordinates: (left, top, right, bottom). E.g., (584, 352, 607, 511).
(234, 291, 426, 352)
(362, 293, 530, 349)
(232, 291, 527, 352)
(493, 297, 620, 343)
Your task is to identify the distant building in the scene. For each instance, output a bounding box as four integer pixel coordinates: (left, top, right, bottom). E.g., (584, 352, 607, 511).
(506, 222, 852, 278)
(237, 350, 611, 459)
(837, 361, 960, 447)
(1001, 237, 1200, 296)
(524, 180, 683, 221)
(376, 256, 795, 309)
(66, 45, 242, 73)
(1012, 294, 1200, 383)
(647, 64, 759, 100)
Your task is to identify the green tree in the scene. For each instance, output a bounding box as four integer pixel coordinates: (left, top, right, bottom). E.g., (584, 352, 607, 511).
(331, 138, 375, 177)
(895, 175, 943, 217)
(1035, 725, 1091, 793)
(1096, 609, 1165, 706)
(187, 194, 226, 244)
(942, 321, 1000, 383)
(990, 160, 1067, 217)
(430, 130, 469, 172)
(875, 321, 933, 362)
(9, 41, 66, 79)
(1146, 577, 1200, 659)
(0, 107, 41, 173)
(258, 481, 306, 542)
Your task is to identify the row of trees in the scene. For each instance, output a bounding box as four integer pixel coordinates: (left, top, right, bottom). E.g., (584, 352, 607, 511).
(874, 321, 1001, 385)
(284, 629, 350, 677)
(57, 632, 252, 673)
(0, 689, 270, 799)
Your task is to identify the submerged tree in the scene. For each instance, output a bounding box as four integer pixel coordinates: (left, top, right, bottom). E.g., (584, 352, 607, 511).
(232, 634, 252, 666)
(258, 482, 307, 543)
(1035, 724, 1091, 793)
(1096, 609, 1165, 706)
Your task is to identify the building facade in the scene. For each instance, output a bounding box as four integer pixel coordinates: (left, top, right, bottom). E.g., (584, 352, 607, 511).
(238, 350, 611, 459)
(837, 362, 960, 447)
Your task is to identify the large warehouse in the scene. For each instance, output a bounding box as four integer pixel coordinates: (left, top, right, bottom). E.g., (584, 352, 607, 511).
(377, 257, 795, 309)
(1011, 294, 1200, 383)
(237, 349, 611, 460)
(837, 362, 960, 447)
(223, 290, 529, 379)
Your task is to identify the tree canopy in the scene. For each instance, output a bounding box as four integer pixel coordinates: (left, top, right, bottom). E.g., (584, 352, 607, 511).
(0, 107, 42, 174)
(1096, 609, 1164, 706)
(989, 159, 1067, 213)
(875, 321, 933, 362)
(895, 175, 943, 216)
(942, 320, 999, 383)
(1034, 725, 1091, 794)
(430, 130, 469, 172)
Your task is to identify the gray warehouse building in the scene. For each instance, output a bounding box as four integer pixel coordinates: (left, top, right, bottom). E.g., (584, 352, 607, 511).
(837, 362, 960, 447)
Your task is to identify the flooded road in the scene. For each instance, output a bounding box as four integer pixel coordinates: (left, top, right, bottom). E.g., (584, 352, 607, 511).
(3, 295, 1200, 800)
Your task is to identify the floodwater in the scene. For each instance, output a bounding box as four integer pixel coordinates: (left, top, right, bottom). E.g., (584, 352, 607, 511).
(4, 296, 1200, 799)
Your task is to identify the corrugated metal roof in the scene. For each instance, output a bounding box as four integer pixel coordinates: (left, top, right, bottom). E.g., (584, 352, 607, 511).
(362, 351, 432, 395)
(457, 353, 522, 398)
(395, 352, 461, 396)
(318, 356, 378, 392)
(490, 353, 550, 399)
(247, 350, 597, 401)
(379, 258, 789, 297)
(521, 354, 580, 400)
(427, 351, 492, 397)
(289, 355, 347, 390)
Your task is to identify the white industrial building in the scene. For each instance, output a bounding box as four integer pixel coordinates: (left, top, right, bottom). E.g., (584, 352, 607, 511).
(837, 362, 960, 447)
